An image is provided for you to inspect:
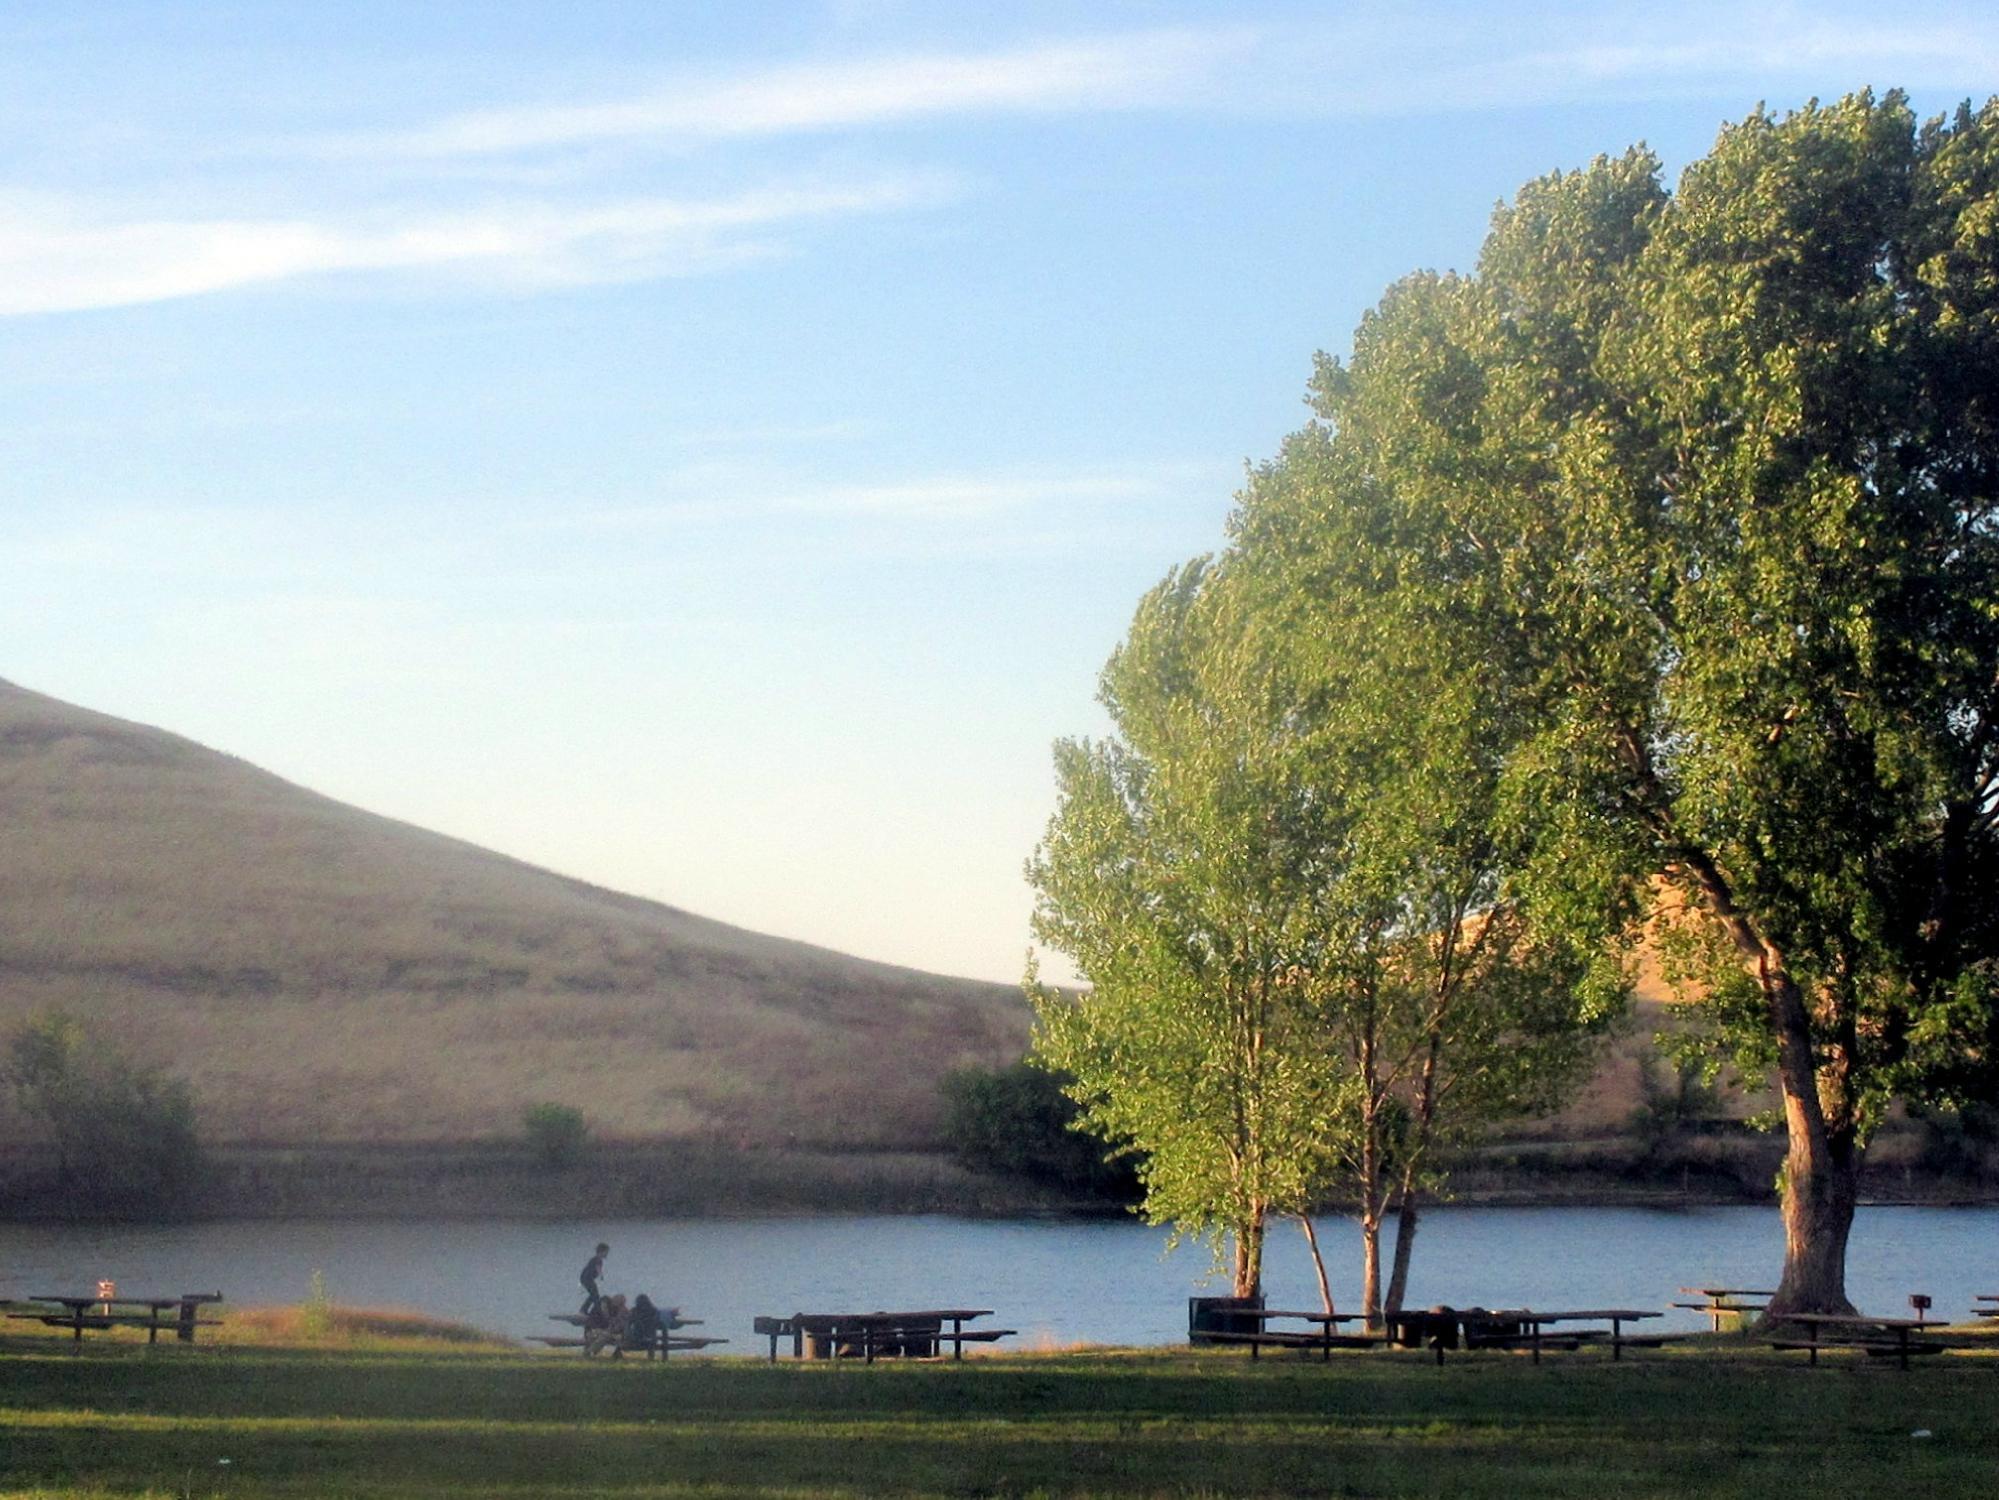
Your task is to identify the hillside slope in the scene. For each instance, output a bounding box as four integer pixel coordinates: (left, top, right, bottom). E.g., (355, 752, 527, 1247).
(0, 678, 1029, 1148)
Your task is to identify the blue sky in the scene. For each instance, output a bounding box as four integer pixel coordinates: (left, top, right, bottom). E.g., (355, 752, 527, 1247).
(3, 1, 1993, 983)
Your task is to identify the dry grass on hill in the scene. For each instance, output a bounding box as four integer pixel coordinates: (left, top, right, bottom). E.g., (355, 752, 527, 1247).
(0, 677, 1029, 1149)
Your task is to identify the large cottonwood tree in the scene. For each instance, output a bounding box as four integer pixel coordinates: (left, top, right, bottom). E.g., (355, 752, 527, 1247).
(1239, 91, 1999, 1315)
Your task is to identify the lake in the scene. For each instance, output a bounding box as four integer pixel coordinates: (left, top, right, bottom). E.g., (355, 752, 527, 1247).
(2, 1205, 1992, 1349)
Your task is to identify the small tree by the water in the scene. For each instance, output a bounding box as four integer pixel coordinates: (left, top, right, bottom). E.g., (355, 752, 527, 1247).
(939, 1060, 1140, 1203)
(4, 1012, 204, 1216)
(521, 1102, 589, 1168)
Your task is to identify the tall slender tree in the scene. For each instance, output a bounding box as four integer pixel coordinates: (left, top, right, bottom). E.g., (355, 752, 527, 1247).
(1028, 560, 1345, 1298)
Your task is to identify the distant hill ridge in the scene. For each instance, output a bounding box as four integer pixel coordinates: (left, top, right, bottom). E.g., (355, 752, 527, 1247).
(0, 677, 1028, 1148)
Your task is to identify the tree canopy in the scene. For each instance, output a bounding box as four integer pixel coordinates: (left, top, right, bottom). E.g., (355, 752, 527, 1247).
(1030, 544, 1618, 1308)
(1234, 89, 1999, 1314)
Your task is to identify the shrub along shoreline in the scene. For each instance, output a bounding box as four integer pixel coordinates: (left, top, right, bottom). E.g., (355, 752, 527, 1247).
(1, 1134, 1994, 1222)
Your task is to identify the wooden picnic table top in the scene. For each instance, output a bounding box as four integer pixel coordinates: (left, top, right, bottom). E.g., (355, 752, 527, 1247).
(1678, 1287, 1776, 1298)
(791, 1309, 993, 1325)
(1249, 1309, 1368, 1324)
(1779, 1312, 1931, 1330)
(548, 1312, 703, 1328)
(27, 1294, 215, 1312)
(1501, 1309, 1660, 1323)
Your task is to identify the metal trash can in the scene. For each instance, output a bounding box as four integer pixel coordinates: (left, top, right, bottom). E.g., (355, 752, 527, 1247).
(1189, 1295, 1265, 1344)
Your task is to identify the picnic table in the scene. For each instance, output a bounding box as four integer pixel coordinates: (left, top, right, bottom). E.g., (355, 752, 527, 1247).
(1197, 1308, 1382, 1361)
(1674, 1287, 1774, 1331)
(3, 1292, 223, 1344)
(1386, 1306, 1666, 1364)
(528, 1310, 727, 1359)
(753, 1309, 1015, 1363)
(1974, 1294, 1998, 1320)
(1468, 1308, 1664, 1364)
(1767, 1313, 1946, 1370)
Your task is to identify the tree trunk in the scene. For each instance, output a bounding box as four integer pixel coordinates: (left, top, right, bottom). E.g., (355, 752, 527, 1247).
(1232, 1213, 1265, 1299)
(1769, 1124, 1858, 1318)
(1383, 1192, 1420, 1318)
(1665, 846, 1861, 1318)
(1360, 1212, 1381, 1327)
(1298, 1214, 1335, 1315)
(1761, 971, 1860, 1318)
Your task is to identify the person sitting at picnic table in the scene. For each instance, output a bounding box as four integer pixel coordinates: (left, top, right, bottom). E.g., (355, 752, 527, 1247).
(622, 1294, 664, 1355)
(584, 1294, 629, 1356)
(579, 1242, 609, 1316)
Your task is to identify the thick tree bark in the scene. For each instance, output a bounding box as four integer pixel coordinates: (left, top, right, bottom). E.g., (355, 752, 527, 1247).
(1763, 970, 1860, 1317)
(1769, 1110, 1859, 1318)
(1668, 845, 1860, 1316)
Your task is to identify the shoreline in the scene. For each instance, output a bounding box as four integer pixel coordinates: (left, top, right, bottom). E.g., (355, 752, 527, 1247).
(3, 1138, 1995, 1222)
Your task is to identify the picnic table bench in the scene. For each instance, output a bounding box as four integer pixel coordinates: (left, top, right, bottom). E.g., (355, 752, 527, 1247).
(753, 1309, 1015, 1363)
(1674, 1287, 1774, 1331)
(3, 1292, 223, 1344)
(1197, 1309, 1383, 1361)
(528, 1311, 727, 1359)
(1767, 1312, 1946, 1370)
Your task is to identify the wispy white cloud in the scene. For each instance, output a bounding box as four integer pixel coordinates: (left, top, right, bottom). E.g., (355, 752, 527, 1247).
(1243, 6, 1999, 116)
(348, 28, 1248, 158)
(553, 460, 1209, 534)
(0, 175, 954, 315)
(776, 473, 1165, 521)
(321, 9, 1999, 170)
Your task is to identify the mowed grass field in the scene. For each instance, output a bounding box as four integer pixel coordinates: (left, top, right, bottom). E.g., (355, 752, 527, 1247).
(3, 1323, 1998, 1499)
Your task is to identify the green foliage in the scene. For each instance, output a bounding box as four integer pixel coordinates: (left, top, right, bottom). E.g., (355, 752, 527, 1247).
(939, 1060, 1140, 1202)
(1029, 554, 1617, 1300)
(521, 1102, 588, 1168)
(1234, 90, 1999, 1305)
(4, 1012, 204, 1216)
(1028, 561, 1356, 1291)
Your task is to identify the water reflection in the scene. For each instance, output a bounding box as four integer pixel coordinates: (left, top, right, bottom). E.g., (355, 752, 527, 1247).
(0, 1206, 1990, 1349)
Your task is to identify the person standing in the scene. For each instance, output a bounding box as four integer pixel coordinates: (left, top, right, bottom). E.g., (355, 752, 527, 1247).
(579, 1242, 609, 1316)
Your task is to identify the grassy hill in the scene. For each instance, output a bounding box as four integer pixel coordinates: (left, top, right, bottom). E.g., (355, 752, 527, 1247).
(0, 677, 1029, 1151)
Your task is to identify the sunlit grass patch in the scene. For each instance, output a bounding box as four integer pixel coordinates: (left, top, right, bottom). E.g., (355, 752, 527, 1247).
(220, 1302, 510, 1350)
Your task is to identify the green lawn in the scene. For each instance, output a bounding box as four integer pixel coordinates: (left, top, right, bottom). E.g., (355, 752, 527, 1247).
(2, 1335, 1996, 1498)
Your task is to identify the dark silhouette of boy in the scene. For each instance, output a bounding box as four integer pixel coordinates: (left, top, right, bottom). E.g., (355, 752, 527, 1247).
(579, 1242, 609, 1315)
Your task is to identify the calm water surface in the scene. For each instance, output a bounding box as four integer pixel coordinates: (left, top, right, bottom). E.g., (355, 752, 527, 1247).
(1, 1206, 1992, 1349)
